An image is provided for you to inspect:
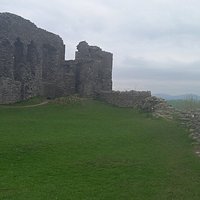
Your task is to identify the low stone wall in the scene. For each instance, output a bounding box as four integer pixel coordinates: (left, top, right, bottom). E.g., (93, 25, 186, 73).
(99, 92, 200, 155)
(177, 110, 200, 144)
(152, 99, 200, 152)
(99, 90, 151, 108)
(100, 90, 200, 148)
(99, 90, 200, 144)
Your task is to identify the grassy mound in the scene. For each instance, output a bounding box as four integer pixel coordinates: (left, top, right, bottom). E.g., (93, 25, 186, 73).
(52, 95, 86, 105)
(0, 100, 200, 199)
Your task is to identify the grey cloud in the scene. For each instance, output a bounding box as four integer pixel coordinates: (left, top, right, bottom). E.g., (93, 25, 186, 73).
(114, 57, 200, 81)
(113, 78, 200, 95)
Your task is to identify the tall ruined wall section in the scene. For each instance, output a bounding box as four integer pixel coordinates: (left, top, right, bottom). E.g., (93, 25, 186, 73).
(0, 13, 113, 104)
(0, 12, 151, 107)
(75, 41, 112, 97)
(0, 12, 66, 103)
(62, 41, 113, 98)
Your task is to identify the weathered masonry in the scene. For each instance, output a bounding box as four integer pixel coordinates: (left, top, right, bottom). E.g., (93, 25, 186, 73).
(0, 12, 151, 108)
(0, 13, 113, 104)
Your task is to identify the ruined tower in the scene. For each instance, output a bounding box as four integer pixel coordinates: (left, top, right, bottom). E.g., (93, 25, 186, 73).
(75, 41, 113, 97)
(0, 13, 113, 104)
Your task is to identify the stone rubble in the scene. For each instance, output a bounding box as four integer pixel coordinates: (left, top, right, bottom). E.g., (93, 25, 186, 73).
(151, 98, 200, 155)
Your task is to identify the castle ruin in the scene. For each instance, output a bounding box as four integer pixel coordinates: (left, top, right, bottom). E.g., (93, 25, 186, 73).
(0, 12, 151, 107)
(2, 13, 200, 153)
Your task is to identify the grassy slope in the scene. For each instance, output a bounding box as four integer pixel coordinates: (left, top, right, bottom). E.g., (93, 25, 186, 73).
(168, 99, 200, 111)
(0, 101, 200, 200)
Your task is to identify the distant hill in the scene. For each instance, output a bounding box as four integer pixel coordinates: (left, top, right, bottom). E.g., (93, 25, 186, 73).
(153, 93, 200, 100)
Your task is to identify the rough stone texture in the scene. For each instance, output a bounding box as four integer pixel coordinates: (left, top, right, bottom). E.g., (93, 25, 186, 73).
(0, 13, 113, 103)
(176, 110, 200, 144)
(99, 90, 151, 108)
(0, 12, 66, 102)
(3, 13, 199, 153)
(63, 60, 76, 95)
(75, 41, 113, 97)
(0, 77, 21, 104)
(150, 98, 200, 150)
(0, 13, 150, 107)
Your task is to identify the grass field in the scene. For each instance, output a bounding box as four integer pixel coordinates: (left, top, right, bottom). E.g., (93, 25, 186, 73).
(168, 99, 200, 111)
(0, 100, 200, 199)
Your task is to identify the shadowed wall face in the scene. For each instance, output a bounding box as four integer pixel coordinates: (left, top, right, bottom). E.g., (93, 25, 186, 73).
(75, 41, 113, 97)
(0, 13, 114, 104)
(0, 13, 66, 103)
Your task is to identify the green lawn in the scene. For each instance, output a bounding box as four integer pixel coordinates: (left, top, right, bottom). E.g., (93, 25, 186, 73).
(0, 100, 200, 199)
(168, 99, 200, 111)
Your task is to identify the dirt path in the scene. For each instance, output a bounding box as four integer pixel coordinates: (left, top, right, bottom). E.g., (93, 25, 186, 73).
(19, 101, 49, 108)
(1, 101, 49, 108)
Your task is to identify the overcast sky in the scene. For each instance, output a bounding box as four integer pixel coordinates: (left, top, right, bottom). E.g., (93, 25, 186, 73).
(1, 0, 200, 95)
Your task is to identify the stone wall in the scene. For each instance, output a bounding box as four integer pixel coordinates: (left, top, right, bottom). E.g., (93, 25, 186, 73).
(63, 60, 76, 95)
(0, 13, 113, 104)
(0, 12, 66, 102)
(75, 41, 113, 97)
(0, 77, 21, 104)
(152, 99, 200, 154)
(176, 110, 200, 144)
(99, 90, 151, 108)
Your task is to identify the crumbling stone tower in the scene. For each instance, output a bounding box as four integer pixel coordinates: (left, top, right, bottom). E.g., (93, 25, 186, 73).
(75, 41, 113, 97)
(0, 13, 113, 104)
